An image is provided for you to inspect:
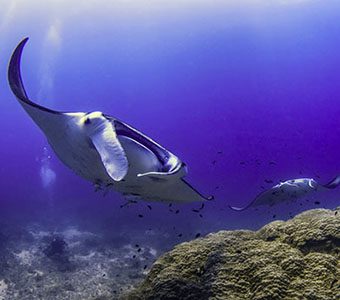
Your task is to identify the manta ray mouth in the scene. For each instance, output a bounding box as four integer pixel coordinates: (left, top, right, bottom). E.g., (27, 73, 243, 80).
(112, 118, 181, 173)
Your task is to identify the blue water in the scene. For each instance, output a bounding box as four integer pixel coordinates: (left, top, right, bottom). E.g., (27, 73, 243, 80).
(1, 0, 340, 253)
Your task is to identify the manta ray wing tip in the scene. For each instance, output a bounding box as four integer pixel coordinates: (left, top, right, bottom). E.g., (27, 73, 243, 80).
(228, 204, 247, 211)
(15, 37, 29, 53)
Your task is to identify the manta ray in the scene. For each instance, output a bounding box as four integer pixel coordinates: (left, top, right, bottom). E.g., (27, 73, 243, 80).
(8, 37, 210, 203)
(229, 177, 340, 211)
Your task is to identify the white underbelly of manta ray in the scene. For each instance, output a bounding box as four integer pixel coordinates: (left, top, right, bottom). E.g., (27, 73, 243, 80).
(8, 38, 209, 203)
(47, 113, 160, 185)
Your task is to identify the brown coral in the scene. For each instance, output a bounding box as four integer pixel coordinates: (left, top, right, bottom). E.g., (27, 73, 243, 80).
(124, 208, 340, 300)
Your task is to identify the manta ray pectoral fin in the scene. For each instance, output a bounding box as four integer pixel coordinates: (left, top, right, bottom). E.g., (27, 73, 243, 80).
(84, 113, 128, 181)
(8, 37, 61, 116)
(137, 163, 211, 201)
(8, 37, 69, 135)
(322, 175, 340, 189)
(8, 37, 29, 101)
(228, 199, 255, 211)
(228, 187, 274, 212)
(228, 205, 248, 211)
(177, 179, 212, 201)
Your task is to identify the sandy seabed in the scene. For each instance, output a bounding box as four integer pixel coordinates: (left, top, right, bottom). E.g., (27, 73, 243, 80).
(0, 223, 158, 300)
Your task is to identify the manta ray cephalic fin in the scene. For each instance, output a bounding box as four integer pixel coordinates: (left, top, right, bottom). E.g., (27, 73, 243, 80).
(82, 112, 128, 181)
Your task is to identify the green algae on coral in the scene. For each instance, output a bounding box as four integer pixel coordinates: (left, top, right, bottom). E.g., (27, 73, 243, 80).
(125, 207, 340, 300)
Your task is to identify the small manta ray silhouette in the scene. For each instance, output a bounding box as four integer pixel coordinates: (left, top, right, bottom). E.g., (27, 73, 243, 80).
(229, 177, 340, 211)
(8, 38, 211, 203)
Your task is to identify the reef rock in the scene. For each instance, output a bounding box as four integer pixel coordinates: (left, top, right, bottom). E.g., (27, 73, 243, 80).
(125, 207, 340, 300)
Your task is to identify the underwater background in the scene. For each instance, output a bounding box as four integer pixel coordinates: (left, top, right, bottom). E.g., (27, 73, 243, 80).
(0, 0, 340, 298)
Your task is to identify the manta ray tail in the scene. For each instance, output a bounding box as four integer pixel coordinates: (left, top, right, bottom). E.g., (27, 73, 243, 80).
(322, 175, 340, 189)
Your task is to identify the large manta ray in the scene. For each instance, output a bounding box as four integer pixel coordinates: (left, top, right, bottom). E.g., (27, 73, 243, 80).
(229, 177, 340, 211)
(8, 38, 210, 203)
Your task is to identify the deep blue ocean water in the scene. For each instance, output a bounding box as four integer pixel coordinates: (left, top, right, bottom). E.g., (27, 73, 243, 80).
(0, 0, 340, 261)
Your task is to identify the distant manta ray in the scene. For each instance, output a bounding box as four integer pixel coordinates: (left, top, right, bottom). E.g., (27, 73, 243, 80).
(229, 177, 340, 211)
(8, 37, 210, 203)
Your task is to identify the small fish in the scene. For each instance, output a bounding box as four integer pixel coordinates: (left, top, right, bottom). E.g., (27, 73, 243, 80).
(120, 199, 138, 208)
(265, 179, 273, 184)
(175, 209, 180, 214)
(138, 214, 144, 218)
(147, 205, 152, 210)
(269, 161, 276, 165)
(195, 233, 201, 238)
(94, 181, 103, 192)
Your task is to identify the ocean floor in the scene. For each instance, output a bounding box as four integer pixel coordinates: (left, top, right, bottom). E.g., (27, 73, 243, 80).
(0, 223, 159, 300)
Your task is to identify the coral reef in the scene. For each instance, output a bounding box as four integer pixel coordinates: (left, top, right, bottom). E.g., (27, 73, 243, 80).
(125, 207, 340, 300)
